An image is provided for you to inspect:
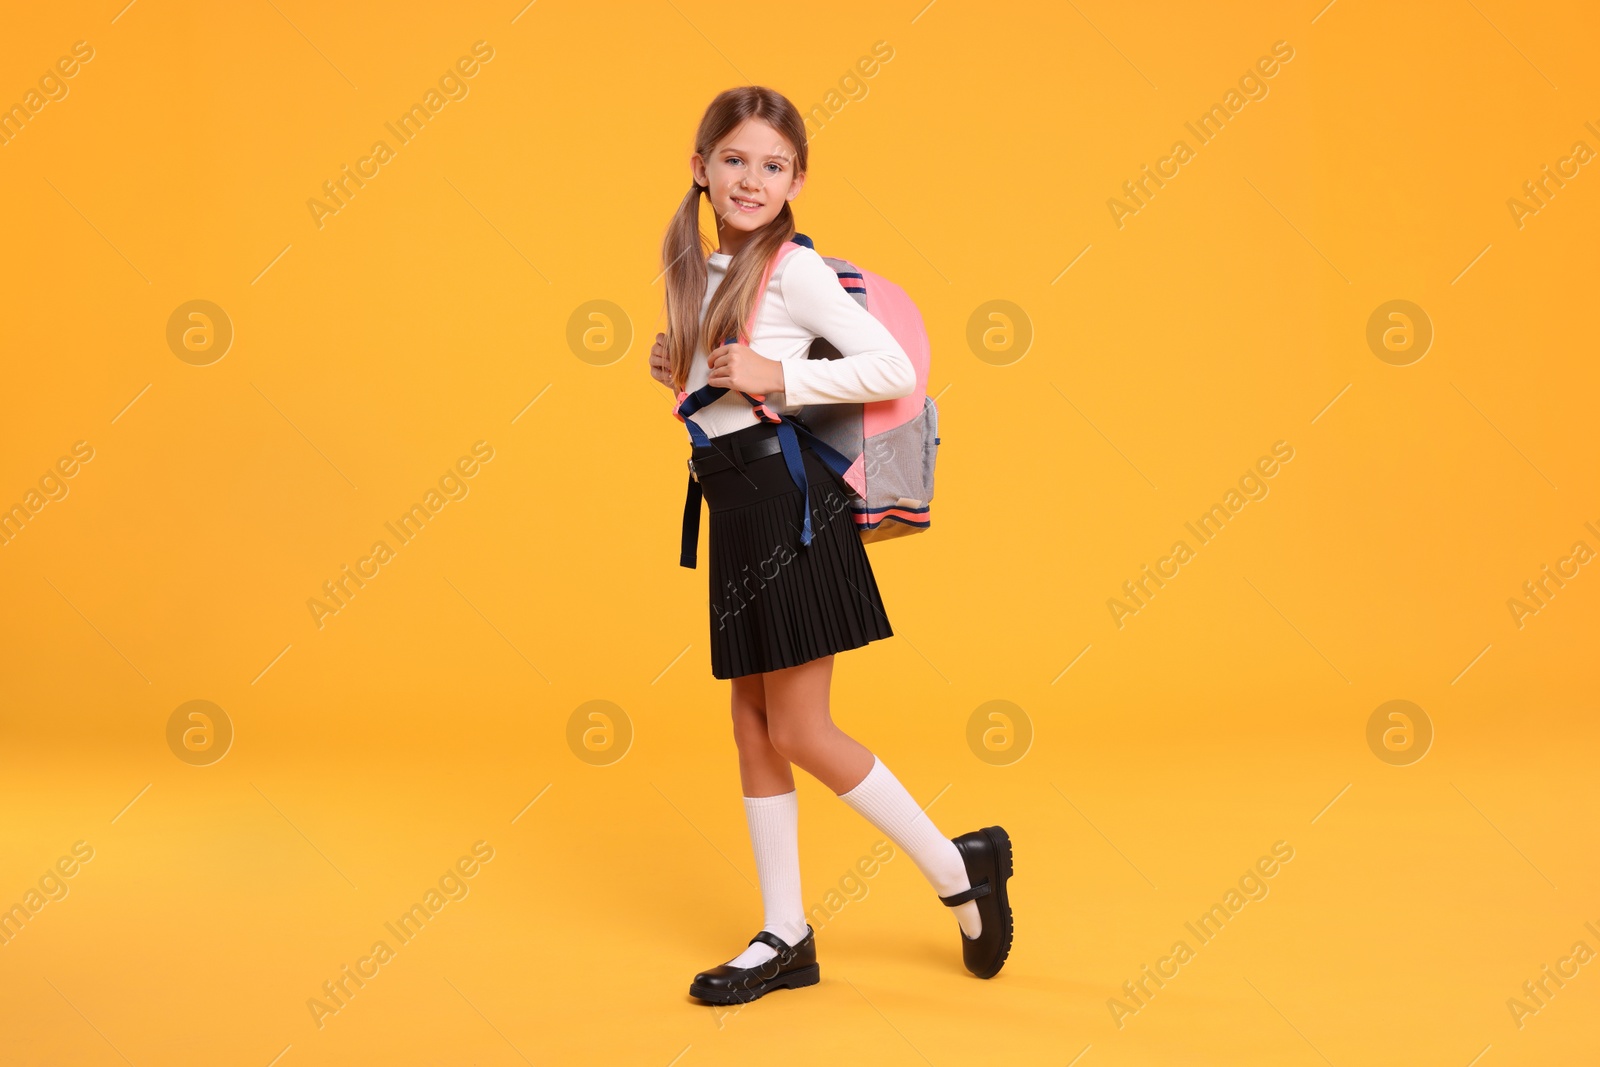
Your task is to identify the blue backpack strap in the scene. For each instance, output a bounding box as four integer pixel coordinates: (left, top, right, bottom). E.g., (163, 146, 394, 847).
(732, 401, 862, 549)
(679, 468, 704, 568)
(783, 416, 854, 479)
(675, 383, 726, 449)
(771, 417, 814, 547)
(675, 383, 726, 568)
(727, 391, 819, 550)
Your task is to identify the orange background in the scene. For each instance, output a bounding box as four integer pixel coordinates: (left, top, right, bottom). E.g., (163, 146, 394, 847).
(1, 1, 1596, 1064)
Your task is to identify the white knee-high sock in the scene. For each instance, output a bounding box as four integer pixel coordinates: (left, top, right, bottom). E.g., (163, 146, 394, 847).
(837, 755, 982, 939)
(724, 790, 809, 969)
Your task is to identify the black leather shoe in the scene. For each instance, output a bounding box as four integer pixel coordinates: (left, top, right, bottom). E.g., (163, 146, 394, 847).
(688, 925, 820, 1005)
(939, 826, 1014, 978)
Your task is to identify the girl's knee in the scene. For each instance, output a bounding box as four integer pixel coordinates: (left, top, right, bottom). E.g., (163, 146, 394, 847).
(765, 714, 823, 763)
(729, 687, 770, 750)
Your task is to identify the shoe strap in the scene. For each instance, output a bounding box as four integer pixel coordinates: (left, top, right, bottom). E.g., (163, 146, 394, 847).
(748, 930, 792, 953)
(747, 924, 812, 953)
(939, 879, 991, 907)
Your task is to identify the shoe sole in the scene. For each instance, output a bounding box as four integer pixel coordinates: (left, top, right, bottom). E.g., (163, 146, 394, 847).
(972, 825, 1014, 979)
(689, 962, 821, 1005)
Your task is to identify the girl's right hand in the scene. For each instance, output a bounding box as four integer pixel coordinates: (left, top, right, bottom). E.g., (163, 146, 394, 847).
(649, 332, 672, 387)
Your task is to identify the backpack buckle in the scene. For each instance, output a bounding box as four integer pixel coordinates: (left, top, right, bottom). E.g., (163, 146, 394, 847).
(687, 456, 699, 482)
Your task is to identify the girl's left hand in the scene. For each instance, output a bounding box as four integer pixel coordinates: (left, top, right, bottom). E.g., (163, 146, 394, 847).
(707, 342, 785, 396)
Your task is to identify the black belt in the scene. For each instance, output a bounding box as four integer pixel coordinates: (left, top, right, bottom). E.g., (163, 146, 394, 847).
(687, 428, 789, 480)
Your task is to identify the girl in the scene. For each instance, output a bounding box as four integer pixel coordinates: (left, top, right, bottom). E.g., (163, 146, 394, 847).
(650, 86, 1014, 1005)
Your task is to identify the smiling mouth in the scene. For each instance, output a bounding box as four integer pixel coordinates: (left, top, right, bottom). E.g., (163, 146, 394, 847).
(731, 196, 763, 210)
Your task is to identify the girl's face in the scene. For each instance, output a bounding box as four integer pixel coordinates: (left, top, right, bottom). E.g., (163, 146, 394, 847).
(692, 118, 804, 252)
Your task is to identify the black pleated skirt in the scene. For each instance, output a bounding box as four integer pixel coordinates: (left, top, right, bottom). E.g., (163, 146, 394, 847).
(695, 420, 894, 680)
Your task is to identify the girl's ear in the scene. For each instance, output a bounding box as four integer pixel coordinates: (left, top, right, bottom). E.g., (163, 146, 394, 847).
(787, 172, 806, 200)
(690, 151, 707, 186)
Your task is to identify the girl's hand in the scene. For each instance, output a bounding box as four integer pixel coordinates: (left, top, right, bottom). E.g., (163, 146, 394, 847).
(707, 342, 785, 396)
(649, 332, 672, 387)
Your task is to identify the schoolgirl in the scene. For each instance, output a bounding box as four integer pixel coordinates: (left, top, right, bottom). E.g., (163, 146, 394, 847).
(650, 86, 1015, 1004)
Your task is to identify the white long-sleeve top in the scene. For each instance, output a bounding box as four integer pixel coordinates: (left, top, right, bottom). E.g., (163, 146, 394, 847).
(682, 245, 916, 439)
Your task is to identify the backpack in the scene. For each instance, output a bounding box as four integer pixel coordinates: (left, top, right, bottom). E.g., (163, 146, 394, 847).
(672, 232, 939, 569)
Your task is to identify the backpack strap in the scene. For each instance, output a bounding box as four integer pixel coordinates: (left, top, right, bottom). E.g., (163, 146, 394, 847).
(679, 465, 704, 569)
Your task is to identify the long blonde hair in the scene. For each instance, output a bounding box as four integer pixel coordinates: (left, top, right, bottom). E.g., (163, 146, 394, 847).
(661, 86, 808, 394)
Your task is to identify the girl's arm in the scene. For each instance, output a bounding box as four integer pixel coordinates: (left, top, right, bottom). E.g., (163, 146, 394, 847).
(776, 248, 917, 406)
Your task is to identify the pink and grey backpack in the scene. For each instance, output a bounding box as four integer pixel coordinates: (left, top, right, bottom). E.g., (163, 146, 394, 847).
(673, 232, 940, 568)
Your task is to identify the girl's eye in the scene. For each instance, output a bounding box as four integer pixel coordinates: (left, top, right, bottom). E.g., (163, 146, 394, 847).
(764, 163, 781, 173)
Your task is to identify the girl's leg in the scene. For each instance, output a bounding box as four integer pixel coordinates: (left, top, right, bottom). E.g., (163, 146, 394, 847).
(730, 671, 794, 797)
(762, 656, 983, 939)
(757, 655, 873, 793)
(721, 672, 809, 969)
